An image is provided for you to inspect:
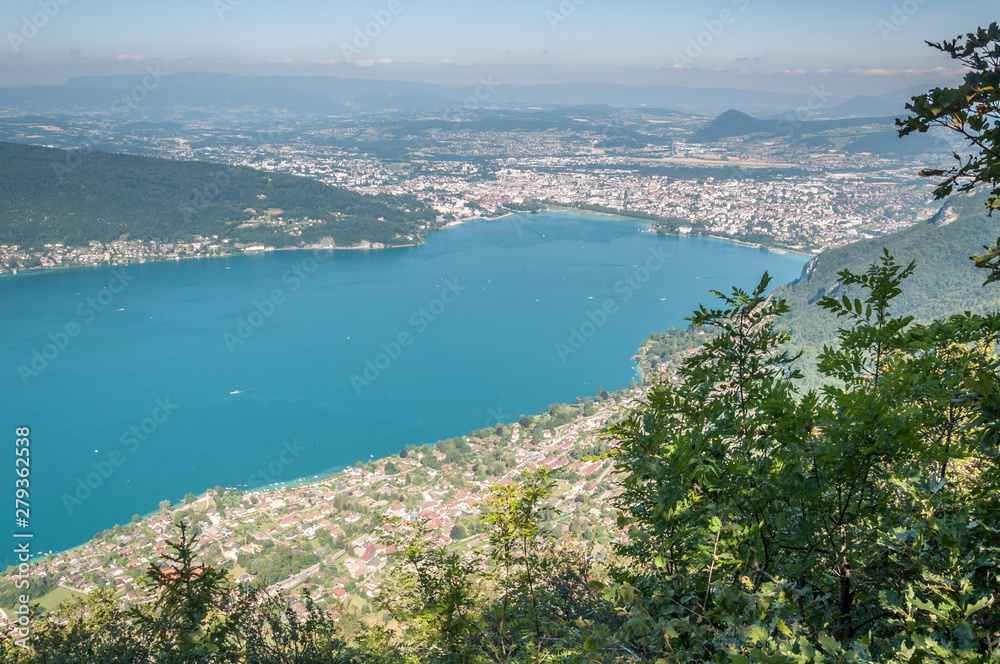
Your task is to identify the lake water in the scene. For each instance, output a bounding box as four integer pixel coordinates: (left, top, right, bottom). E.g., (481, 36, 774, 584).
(0, 211, 807, 561)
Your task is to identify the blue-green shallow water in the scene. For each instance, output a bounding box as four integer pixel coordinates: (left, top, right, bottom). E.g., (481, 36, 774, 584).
(0, 212, 807, 562)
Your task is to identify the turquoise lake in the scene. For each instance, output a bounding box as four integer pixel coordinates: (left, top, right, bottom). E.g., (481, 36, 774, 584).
(0, 211, 808, 562)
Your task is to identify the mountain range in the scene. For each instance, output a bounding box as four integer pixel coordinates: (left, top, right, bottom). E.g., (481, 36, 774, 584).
(694, 108, 946, 155)
(0, 72, 932, 118)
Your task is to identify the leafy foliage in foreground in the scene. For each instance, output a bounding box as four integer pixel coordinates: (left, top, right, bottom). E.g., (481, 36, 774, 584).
(609, 255, 1000, 662)
(898, 22, 1000, 283)
(4, 255, 999, 663)
(1, 522, 395, 664)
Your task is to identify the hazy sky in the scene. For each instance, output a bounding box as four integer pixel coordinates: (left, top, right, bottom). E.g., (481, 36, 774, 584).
(0, 0, 994, 93)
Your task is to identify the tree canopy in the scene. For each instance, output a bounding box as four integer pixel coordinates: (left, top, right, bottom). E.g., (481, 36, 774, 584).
(898, 22, 1000, 284)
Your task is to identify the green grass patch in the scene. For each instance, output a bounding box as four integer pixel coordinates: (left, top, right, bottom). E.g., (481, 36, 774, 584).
(37, 585, 85, 613)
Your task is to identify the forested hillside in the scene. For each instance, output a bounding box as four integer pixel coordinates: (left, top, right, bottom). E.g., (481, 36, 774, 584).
(775, 192, 1000, 381)
(0, 141, 438, 249)
(695, 109, 901, 141)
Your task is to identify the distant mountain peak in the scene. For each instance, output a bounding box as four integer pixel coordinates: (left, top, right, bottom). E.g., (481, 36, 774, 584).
(696, 107, 902, 143)
(715, 108, 756, 120)
(696, 109, 775, 141)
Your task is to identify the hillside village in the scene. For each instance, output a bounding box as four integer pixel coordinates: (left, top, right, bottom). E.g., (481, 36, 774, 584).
(0, 390, 634, 630)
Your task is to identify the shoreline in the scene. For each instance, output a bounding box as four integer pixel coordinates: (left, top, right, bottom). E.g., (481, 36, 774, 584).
(537, 205, 815, 258)
(0, 238, 428, 280)
(25, 380, 634, 562)
(21, 386, 634, 599)
(14, 209, 805, 562)
(1, 206, 813, 280)
(33, 463, 356, 560)
(702, 233, 814, 258)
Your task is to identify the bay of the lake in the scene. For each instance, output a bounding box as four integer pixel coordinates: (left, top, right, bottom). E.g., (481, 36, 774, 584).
(0, 211, 808, 560)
